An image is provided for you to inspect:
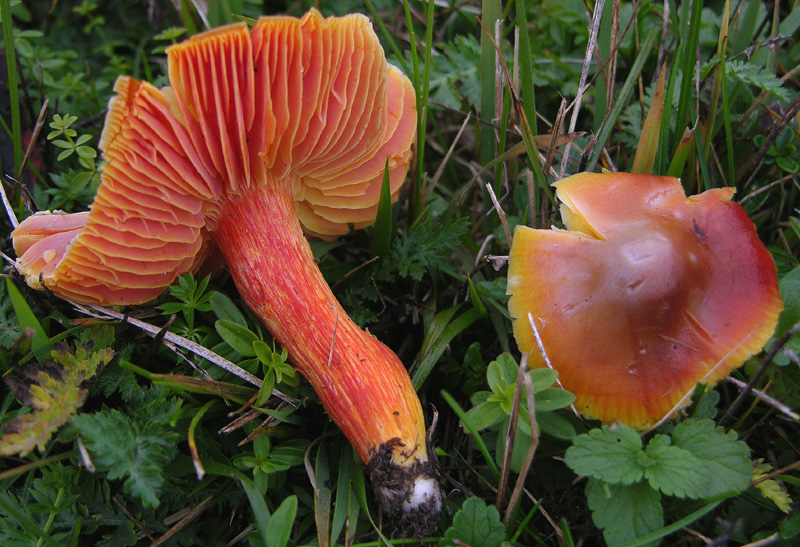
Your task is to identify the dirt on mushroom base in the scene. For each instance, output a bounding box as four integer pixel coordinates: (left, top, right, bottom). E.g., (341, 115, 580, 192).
(366, 439, 443, 538)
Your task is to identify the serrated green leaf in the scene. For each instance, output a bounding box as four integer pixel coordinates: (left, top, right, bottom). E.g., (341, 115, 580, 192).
(641, 435, 706, 498)
(721, 59, 792, 102)
(389, 216, 469, 281)
(565, 425, 644, 485)
(215, 319, 258, 357)
(441, 496, 507, 547)
(0, 328, 114, 457)
(70, 388, 181, 507)
(753, 459, 793, 513)
(586, 478, 662, 547)
(670, 419, 751, 497)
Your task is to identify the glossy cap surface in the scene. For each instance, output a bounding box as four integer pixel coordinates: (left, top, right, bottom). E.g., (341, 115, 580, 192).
(507, 172, 782, 428)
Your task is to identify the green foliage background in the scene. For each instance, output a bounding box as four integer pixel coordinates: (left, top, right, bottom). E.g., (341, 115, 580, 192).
(1, 0, 799, 545)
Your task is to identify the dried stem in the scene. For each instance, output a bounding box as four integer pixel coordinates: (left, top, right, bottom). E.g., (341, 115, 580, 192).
(719, 319, 800, 428)
(504, 363, 538, 527)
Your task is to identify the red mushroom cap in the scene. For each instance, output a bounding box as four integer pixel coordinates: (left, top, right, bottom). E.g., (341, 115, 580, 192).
(507, 172, 783, 428)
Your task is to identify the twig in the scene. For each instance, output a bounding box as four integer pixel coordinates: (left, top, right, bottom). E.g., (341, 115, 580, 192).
(750, 459, 800, 487)
(560, 0, 605, 177)
(527, 312, 579, 418)
(738, 91, 800, 184)
(503, 355, 539, 527)
(151, 482, 233, 546)
(719, 319, 800, 427)
(113, 496, 156, 543)
(740, 173, 795, 203)
(76, 304, 268, 389)
(725, 376, 799, 421)
(426, 112, 471, 203)
(738, 533, 780, 547)
(475, 234, 496, 266)
(485, 182, 512, 247)
(77, 436, 95, 472)
(496, 353, 528, 512)
(17, 99, 48, 181)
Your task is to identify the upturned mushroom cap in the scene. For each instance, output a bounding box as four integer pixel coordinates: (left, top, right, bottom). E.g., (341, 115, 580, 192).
(12, 9, 416, 301)
(507, 172, 782, 428)
(11, 11, 439, 536)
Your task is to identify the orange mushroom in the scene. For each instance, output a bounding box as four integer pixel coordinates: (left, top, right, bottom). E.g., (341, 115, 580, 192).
(507, 172, 782, 429)
(12, 10, 441, 533)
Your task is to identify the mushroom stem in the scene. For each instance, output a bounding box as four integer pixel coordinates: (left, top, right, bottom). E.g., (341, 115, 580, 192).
(214, 179, 442, 532)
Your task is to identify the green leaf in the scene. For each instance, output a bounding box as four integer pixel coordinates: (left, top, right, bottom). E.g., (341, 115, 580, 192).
(313, 441, 331, 547)
(70, 388, 181, 507)
(564, 425, 644, 485)
(533, 387, 576, 412)
(215, 319, 258, 357)
(464, 398, 506, 430)
(669, 419, 751, 497)
(266, 495, 297, 547)
(330, 444, 359, 546)
(486, 360, 508, 393)
(269, 439, 310, 468)
(389, 216, 469, 281)
(640, 435, 707, 498)
(586, 479, 663, 547)
(781, 510, 800, 539)
(56, 149, 74, 161)
(721, 59, 792, 102)
(0, 330, 114, 457)
(210, 292, 248, 326)
(441, 496, 507, 547)
(411, 304, 482, 389)
(535, 411, 576, 440)
(775, 266, 800, 352)
(753, 459, 793, 513)
(529, 367, 559, 392)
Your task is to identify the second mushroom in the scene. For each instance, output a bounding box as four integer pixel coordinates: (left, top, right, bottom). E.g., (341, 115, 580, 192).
(507, 172, 783, 429)
(12, 9, 441, 534)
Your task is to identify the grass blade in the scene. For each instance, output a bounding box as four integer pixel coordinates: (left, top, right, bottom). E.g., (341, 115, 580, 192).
(6, 279, 53, 364)
(586, 27, 659, 172)
(370, 160, 393, 259)
(631, 61, 667, 174)
(313, 441, 332, 547)
(672, 0, 703, 160)
(441, 390, 500, 477)
(266, 495, 297, 547)
(411, 305, 483, 389)
(1, 0, 22, 173)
